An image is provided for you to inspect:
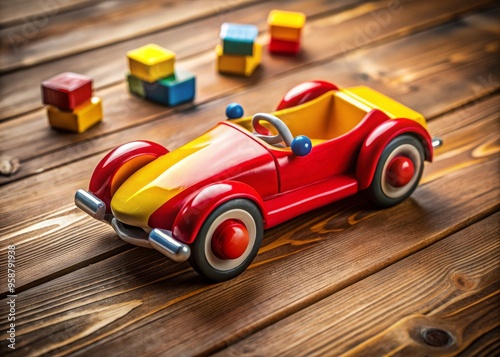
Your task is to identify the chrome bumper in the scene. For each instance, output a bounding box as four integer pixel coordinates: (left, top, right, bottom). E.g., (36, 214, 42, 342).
(75, 189, 112, 223)
(74, 189, 190, 262)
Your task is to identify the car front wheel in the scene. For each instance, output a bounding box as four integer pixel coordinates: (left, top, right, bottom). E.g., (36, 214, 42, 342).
(189, 199, 263, 282)
(365, 134, 425, 208)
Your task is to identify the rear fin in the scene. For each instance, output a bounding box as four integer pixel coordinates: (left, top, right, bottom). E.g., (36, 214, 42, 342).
(342, 86, 427, 129)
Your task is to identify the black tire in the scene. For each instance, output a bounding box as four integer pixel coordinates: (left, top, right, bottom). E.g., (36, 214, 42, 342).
(189, 199, 263, 282)
(365, 135, 425, 208)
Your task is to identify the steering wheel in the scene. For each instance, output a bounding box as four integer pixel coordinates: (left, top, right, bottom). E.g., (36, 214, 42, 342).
(251, 113, 294, 146)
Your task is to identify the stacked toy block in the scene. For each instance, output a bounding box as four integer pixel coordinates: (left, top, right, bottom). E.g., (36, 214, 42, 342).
(268, 10, 306, 55)
(216, 23, 261, 77)
(126, 44, 195, 106)
(42, 72, 103, 133)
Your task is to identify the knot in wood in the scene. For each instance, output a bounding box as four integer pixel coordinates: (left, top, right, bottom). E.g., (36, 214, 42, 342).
(421, 328, 454, 347)
(0, 157, 20, 176)
(451, 272, 477, 290)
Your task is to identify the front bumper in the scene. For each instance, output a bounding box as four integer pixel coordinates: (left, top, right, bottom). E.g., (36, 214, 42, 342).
(74, 189, 190, 262)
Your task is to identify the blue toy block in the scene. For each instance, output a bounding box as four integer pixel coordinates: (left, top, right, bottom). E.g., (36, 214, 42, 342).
(143, 69, 195, 106)
(220, 23, 258, 56)
(142, 74, 174, 104)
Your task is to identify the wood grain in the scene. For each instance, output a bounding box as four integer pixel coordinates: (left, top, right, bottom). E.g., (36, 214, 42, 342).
(215, 213, 500, 357)
(0, 0, 98, 27)
(0, 8, 499, 293)
(458, 328, 500, 356)
(0, 98, 497, 355)
(0, 0, 362, 120)
(0, 0, 261, 72)
(1, 2, 498, 185)
(0, 1, 498, 354)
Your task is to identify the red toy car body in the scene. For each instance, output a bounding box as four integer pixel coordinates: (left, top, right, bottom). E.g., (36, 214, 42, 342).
(75, 81, 441, 281)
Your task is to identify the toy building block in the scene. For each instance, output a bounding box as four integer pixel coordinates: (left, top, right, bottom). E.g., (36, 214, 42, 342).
(126, 72, 146, 98)
(143, 69, 196, 106)
(47, 97, 103, 133)
(269, 37, 301, 55)
(268, 10, 305, 42)
(220, 23, 258, 56)
(41, 72, 92, 111)
(216, 43, 262, 77)
(127, 44, 175, 83)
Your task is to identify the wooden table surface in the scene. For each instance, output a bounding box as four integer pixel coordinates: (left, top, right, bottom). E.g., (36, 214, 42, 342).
(1, 0, 499, 356)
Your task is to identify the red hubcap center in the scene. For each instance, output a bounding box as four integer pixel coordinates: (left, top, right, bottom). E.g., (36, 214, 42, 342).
(211, 219, 250, 260)
(387, 156, 415, 187)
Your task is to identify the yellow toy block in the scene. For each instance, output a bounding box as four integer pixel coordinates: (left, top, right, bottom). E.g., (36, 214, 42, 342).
(216, 43, 262, 77)
(47, 96, 103, 133)
(127, 44, 175, 82)
(268, 10, 305, 42)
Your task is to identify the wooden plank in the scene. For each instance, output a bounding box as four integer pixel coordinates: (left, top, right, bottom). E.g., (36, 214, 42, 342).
(215, 213, 500, 356)
(1, 2, 497, 184)
(0, 107, 497, 356)
(459, 328, 500, 356)
(0, 0, 98, 27)
(0, 10, 499, 290)
(0, 0, 261, 72)
(0, 0, 361, 120)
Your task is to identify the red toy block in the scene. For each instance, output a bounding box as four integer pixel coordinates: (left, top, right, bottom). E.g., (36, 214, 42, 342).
(269, 37, 301, 55)
(41, 72, 93, 110)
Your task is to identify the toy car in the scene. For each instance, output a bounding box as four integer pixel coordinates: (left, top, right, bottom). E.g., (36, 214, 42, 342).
(75, 81, 442, 281)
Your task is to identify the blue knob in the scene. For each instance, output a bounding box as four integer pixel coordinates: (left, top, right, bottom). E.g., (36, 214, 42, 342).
(291, 135, 312, 156)
(226, 103, 244, 119)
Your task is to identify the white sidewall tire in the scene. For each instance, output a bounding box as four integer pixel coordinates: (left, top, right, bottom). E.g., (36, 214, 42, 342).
(189, 199, 263, 282)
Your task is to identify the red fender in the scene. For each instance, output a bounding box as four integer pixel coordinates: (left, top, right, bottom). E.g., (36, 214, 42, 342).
(277, 80, 338, 110)
(89, 141, 168, 212)
(356, 119, 433, 190)
(171, 181, 267, 245)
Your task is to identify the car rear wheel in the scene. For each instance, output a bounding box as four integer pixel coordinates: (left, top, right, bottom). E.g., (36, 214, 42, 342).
(189, 199, 263, 282)
(365, 135, 425, 208)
